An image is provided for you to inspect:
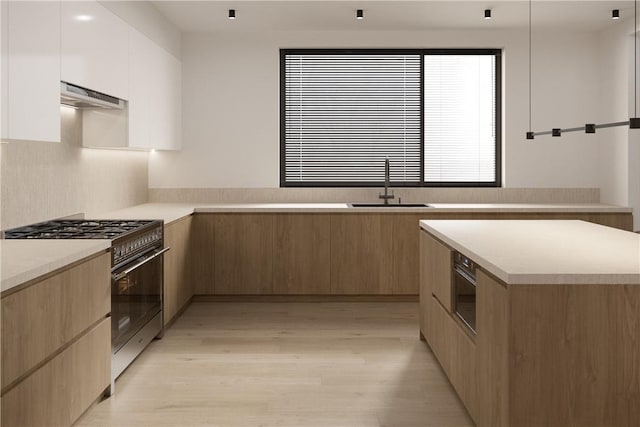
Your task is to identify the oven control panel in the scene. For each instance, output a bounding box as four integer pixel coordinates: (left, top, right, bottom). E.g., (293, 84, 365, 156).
(112, 227, 163, 266)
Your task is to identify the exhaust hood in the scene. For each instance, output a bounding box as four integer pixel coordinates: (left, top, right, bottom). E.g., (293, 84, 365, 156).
(60, 81, 126, 109)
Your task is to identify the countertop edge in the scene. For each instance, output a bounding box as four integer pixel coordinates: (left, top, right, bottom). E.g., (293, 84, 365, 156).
(1, 241, 111, 294)
(92, 203, 632, 225)
(419, 220, 640, 286)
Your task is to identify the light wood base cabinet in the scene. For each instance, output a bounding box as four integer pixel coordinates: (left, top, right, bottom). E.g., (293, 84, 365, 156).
(1, 253, 111, 427)
(2, 253, 110, 389)
(164, 216, 193, 325)
(1, 320, 110, 427)
(193, 212, 632, 296)
(419, 231, 476, 420)
(420, 230, 640, 427)
(274, 214, 330, 294)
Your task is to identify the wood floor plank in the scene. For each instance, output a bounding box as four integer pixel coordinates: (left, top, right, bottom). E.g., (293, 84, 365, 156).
(77, 302, 473, 427)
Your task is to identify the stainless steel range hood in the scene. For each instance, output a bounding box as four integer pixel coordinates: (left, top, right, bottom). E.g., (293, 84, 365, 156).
(60, 81, 126, 109)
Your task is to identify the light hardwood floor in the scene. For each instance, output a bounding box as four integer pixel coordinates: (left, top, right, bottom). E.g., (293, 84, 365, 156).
(77, 302, 473, 427)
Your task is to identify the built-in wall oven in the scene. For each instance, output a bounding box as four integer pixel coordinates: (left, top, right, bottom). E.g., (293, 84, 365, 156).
(453, 252, 477, 335)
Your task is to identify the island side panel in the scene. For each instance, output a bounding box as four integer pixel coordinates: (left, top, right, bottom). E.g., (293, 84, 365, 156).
(476, 270, 509, 427)
(614, 285, 640, 426)
(508, 284, 640, 427)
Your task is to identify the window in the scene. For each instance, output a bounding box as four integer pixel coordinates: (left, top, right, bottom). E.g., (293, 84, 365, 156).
(280, 49, 501, 187)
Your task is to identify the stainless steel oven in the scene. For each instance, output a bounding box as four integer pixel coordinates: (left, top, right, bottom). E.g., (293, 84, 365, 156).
(453, 252, 477, 335)
(4, 218, 169, 394)
(111, 246, 169, 382)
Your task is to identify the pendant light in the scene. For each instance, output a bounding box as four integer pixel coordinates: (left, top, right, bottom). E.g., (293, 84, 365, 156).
(526, 0, 640, 138)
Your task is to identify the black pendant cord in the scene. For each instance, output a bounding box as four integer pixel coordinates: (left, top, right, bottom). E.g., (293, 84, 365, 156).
(526, 0, 534, 139)
(529, 0, 532, 133)
(528, 0, 640, 137)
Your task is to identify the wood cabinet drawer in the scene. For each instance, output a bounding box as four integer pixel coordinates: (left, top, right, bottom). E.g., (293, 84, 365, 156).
(1, 318, 110, 427)
(429, 294, 477, 421)
(1, 252, 110, 388)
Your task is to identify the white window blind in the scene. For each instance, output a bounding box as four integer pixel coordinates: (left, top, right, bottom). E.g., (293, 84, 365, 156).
(424, 55, 496, 183)
(283, 54, 421, 185)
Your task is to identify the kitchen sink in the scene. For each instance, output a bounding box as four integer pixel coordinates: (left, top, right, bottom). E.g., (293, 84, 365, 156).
(348, 203, 431, 208)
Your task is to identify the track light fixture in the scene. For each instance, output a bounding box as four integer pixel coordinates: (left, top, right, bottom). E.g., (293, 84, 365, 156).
(356, 9, 364, 20)
(526, 1, 640, 138)
(484, 9, 492, 19)
(228, 9, 236, 20)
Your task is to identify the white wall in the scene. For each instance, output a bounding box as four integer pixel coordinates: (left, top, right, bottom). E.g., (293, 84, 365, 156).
(598, 18, 640, 230)
(149, 28, 602, 190)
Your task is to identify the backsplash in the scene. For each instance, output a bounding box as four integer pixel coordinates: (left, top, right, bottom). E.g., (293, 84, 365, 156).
(149, 187, 600, 204)
(1, 107, 148, 230)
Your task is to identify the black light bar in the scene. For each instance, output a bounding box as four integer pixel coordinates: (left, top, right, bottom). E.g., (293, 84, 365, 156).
(526, 119, 638, 139)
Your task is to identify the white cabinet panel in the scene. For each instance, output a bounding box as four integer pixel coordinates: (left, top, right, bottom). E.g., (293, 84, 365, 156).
(128, 28, 181, 150)
(4, 1, 61, 143)
(61, 0, 129, 100)
(1, 1, 8, 141)
(128, 28, 151, 149)
(149, 42, 182, 150)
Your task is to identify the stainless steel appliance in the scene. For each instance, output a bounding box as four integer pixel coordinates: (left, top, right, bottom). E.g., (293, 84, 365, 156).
(61, 81, 126, 109)
(4, 219, 168, 392)
(453, 251, 477, 334)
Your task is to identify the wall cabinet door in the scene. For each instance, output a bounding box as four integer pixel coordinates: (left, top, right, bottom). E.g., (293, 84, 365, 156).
(129, 28, 182, 150)
(3, 1, 61, 143)
(61, 0, 129, 99)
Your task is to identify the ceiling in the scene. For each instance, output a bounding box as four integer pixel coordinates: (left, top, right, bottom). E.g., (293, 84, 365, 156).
(151, 1, 634, 33)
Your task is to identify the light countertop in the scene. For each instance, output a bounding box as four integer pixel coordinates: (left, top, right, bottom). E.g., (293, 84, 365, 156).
(92, 203, 197, 225)
(1, 239, 110, 294)
(420, 219, 640, 285)
(93, 202, 632, 225)
(2, 202, 632, 293)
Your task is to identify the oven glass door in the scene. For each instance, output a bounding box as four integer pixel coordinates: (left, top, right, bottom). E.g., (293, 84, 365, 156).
(111, 249, 163, 353)
(453, 268, 477, 334)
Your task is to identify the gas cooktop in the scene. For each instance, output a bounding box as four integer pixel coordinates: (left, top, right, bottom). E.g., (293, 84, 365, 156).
(4, 219, 156, 240)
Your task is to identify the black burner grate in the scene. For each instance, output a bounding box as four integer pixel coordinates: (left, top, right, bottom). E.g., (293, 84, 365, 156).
(4, 219, 155, 240)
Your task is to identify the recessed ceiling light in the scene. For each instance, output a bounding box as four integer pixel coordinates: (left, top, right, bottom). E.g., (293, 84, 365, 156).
(228, 9, 236, 20)
(484, 9, 492, 20)
(612, 9, 620, 20)
(75, 14, 94, 22)
(356, 9, 364, 20)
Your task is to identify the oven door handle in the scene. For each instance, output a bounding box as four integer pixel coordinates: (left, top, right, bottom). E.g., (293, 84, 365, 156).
(112, 247, 171, 281)
(453, 266, 477, 287)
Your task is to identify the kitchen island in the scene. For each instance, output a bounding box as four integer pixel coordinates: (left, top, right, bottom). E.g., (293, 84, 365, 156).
(419, 220, 640, 427)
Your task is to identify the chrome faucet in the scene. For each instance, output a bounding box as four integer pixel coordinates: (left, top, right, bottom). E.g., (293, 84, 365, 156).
(379, 157, 395, 205)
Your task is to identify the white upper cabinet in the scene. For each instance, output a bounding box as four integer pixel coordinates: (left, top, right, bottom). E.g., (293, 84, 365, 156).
(61, 1, 129, 100)
(2, 1, 61, 143)
(1, 1, 8, 141)
(128, 28, 181, 150)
